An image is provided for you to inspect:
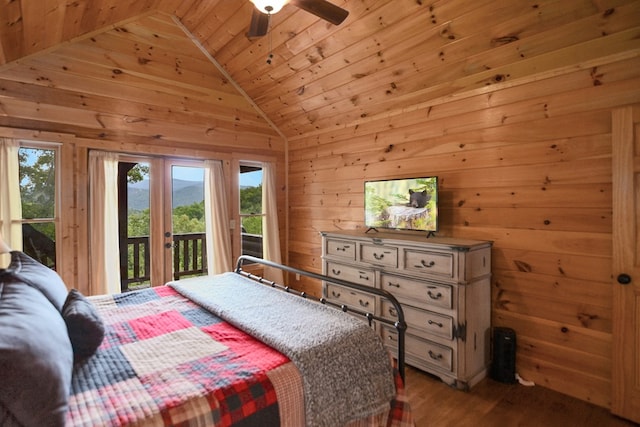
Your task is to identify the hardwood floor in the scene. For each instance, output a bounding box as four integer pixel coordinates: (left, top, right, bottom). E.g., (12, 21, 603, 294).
(404, 367, 637, 427)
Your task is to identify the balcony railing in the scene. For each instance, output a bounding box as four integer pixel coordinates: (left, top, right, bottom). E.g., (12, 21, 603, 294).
(172, 233, 207, 281)
(123, 233, 262, 292)
(123, 236, 151, 290)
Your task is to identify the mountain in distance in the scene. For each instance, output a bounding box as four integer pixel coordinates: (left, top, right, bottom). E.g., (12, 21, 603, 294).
(128, 179, 259, 212)
(127, 179, 204, 211)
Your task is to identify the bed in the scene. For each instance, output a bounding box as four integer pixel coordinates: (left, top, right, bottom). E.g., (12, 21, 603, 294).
(0, 252, 413, 427)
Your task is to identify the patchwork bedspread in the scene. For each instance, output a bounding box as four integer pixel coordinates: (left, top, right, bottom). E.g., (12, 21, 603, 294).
(65, 284, 414, 427)
(169, 273, 396, 427)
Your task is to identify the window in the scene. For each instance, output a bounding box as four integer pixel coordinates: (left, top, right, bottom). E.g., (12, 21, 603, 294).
(239, 164, 263, 259)
(18, 143, 59, 269)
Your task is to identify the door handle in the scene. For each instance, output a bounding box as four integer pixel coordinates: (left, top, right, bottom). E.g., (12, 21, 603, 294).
(617, 273, 632, 285)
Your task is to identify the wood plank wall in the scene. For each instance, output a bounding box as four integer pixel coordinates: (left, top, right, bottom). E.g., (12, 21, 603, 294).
(286, 52, 640, 409)
(0, 0, 639, 414)
(0, 12, 287, 296)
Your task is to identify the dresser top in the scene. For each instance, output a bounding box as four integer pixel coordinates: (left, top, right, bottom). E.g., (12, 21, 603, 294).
(320, 230, 492, 250)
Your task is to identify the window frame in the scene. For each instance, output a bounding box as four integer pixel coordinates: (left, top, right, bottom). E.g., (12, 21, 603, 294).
(238, 161, 264, 261)
(17, 140, 62, 269)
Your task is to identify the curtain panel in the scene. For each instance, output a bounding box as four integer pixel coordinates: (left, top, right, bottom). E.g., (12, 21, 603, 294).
(262, 162, 283, 284)
(0, 138, 22, 267)
(0, 138, 23, 251)
(204, 160, 232, 274)
(89, 151, 121, 295)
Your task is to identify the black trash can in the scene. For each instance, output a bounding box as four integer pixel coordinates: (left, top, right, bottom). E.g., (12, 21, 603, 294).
(490, 327, 517, 383)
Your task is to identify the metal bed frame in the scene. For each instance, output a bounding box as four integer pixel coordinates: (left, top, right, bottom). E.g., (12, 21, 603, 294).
(234, 255, 407, 381)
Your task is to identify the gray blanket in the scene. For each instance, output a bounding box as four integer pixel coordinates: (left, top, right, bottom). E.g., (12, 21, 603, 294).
(168, 272, 395, 427)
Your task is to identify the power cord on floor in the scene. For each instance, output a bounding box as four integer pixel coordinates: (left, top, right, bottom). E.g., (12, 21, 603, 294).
(516, 373, 535, 386)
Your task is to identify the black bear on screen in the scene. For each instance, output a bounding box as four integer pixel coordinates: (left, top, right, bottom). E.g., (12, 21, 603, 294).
(408, 189, 430, 208)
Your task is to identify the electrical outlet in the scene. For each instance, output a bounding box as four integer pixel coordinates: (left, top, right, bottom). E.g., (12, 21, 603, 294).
(295, 273, 300, 280)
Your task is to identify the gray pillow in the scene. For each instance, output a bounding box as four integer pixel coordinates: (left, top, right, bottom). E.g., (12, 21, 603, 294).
(0, 273, 73, 427)
(7, 251, 68, 312)
(63, 289, 105, 360)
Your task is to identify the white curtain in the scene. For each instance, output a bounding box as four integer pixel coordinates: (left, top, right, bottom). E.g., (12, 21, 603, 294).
(204, 160, 232, 274)
(262, 162, 283, 283)
(0, 138, 22, 266)
(89, 151, 121, 295)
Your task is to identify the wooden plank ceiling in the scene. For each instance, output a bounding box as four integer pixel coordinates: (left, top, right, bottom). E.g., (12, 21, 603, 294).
(0, 0, 637, 143)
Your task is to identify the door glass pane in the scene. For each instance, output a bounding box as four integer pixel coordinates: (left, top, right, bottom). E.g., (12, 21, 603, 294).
(171, 166, 206, 280)
(240, 165, 263, 258)
(18, 147, 57, 269)
(125, 162, 150, 291)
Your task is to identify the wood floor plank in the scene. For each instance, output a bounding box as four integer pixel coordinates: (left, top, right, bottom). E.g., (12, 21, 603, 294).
(404, 366, 637, 426)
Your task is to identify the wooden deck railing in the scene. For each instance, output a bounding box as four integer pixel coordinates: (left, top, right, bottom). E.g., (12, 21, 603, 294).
(123, 236, 151, 290)
(123, 233, 262, 291)
(172, 233, 207, 281)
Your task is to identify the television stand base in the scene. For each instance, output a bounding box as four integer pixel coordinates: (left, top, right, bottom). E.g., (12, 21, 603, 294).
(365, 227, 379, 233)
(426, 231, 436, 238)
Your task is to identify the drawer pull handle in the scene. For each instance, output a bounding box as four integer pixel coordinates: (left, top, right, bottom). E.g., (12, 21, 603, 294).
(419, 260, 436, 268)
(332, 269, 341, 275)
(331, 291, 341, 298)
(373, 252, 384, 260)
(428, 350, 443, 360)
(428, 319, 444, 328)
(359, 299, 370, 308)
(388, 308, 398, 317)
(387, 335, 397, 342)
(359, 273, 370, 280)
(388, 282, 400, 288)
(427, 290, 443, 300)
(336, 245, 351, 252)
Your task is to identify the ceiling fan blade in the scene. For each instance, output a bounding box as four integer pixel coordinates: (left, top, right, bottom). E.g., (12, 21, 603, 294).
(290, 0, 349, 26)
(247, 9, 270, 38)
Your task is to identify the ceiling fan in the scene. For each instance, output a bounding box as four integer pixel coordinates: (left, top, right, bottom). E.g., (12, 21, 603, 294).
(247, 0, 349, 38)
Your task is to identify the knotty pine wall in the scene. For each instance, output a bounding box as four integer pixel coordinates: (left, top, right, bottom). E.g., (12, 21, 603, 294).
(286, 55, 640, 408)
(0, 12, 287, 294)
(0, 0, 638, 413)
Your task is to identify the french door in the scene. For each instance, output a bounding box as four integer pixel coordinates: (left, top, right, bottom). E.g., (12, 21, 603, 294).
(121, 156, 206, 289)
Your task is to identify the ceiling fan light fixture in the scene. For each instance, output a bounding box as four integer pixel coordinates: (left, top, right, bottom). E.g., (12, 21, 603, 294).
(250, 0, 289, 15)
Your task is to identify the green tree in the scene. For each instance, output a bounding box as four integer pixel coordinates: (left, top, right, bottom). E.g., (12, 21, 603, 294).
(127, 164, 149, 184)
(19, 148, 56, 220)
(128, 209, 150, 237)
(240, 184, 262, 235)
(127, 201, 206, 237)
(240, 184, 262, 214)
(174, 201, 205, 222)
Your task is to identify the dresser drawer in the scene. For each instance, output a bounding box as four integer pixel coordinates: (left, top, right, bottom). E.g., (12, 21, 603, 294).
(382, 326, 453, 372)
(325, 238, 357, 260)
(325, 262, 375, 287)
(360, 244, 398, 268)
(381, 273, 452, 310)
(404, 249, 454, 279)
(325, 284, 376, 311)
(411, 336, 453, 372)
(381, 300, 453, 340)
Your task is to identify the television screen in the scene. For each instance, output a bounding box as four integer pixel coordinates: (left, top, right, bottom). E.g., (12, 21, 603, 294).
(364, 176, 438, 232)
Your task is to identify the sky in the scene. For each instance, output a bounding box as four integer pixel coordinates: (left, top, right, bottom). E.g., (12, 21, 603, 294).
(173, 165, 262, 187)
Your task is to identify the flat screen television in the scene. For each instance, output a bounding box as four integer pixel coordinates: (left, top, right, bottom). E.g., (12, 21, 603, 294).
(364, 176, 438, 234)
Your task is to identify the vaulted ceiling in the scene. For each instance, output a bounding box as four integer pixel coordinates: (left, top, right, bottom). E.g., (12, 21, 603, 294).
(0, 0, 637, 145)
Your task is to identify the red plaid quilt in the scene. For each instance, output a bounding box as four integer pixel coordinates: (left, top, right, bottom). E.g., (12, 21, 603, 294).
(65, 285, 414, 426)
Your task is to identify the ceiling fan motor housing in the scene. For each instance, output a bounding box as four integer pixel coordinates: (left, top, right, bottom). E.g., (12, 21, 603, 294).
(250, 0, 288, 15)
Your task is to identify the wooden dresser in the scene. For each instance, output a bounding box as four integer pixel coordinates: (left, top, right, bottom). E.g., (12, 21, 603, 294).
(321, 230, 492, 389)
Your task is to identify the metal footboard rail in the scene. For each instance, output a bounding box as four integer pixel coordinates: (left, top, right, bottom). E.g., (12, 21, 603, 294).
(234, 255, 407, 381)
